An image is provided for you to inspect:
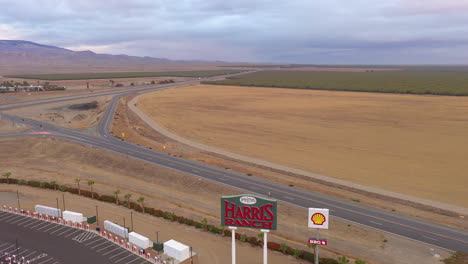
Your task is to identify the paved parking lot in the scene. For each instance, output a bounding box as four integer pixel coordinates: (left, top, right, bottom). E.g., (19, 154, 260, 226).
(0, 210, 152, 264)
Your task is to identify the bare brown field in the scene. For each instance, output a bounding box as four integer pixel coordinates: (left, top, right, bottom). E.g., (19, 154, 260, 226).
(138, 85, 468, 207)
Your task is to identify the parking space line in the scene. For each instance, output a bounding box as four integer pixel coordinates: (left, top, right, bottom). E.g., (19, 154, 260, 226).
(114, 253, 137, 263)
(56, 227, 78, 237)
(36, 222, 57, 231)
(26, 221, 50, 229)
(125, 256, 145, 264)
(0, 214, 21, 221)
(23, 250, 38, 258)
(95, 243, 116, 252)
(101, 246, 122, 256)
(42, 224, 64, 233)
(23, 219, 44, 228)
(108, 249, 129, 259)
(84, 236, 104, 246)
(64, 229, 82, 238)
(0, 242, 9, 248)
(49, 225, 69, 234)
(91, 240, 111, 249)
(5, 214, 27, 223)
(1, 244, 16, 251)
(35, 257, 55, 264)
(16, 217, 38, 226)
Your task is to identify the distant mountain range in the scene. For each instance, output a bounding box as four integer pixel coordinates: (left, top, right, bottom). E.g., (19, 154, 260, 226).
(0, 40, 169, 63)
(0, 40, 227, 75)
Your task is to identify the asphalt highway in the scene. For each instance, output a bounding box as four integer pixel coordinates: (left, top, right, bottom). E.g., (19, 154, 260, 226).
(0, 76, 467, 253)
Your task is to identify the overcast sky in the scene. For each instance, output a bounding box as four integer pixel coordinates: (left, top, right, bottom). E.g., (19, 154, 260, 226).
(1, 0, 468, 64)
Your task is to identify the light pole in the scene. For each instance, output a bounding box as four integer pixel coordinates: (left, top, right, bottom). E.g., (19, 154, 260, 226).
(16, 190, 20, 209)
(131, 211, 134, 232)
(62, 193, 66, 211)
(96, 206, 99, 227)
(56, 198, 60, 217)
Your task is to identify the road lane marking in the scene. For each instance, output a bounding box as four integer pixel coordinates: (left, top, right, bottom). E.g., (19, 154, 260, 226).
(284, 196, 294, 201)
(369, 220, 383, 225)
(423, 236, 438, 241)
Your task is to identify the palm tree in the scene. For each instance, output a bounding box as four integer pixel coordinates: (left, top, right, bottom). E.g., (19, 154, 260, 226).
(87, 180, 95, 199)
(74, 178, 81, 195)
(114, 189, 121, 205)
(137, 196, 145, 210)
(2, 172, 11, 184)
(124, 193, 132, 209)
(50, 180, 57, 191)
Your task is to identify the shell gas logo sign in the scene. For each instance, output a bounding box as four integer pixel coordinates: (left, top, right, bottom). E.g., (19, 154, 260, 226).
(308, 208, 329, 229)
(311, 213, 326, 225)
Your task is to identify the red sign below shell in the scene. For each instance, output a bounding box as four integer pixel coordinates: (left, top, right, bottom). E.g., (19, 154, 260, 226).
(308, 239, 328, 245)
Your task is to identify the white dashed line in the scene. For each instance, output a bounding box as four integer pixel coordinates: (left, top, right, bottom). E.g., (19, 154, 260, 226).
(369, 220, 383, 226)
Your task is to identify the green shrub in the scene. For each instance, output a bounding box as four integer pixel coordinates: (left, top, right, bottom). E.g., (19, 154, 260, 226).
(98, 195, 116, 203)
(240, 234, 248, 242)
(18, 179, 27, 185)
(355, 260, 367, 264)
(280, 243, 288, 254)
(58, 185, 67, 192)
(293, 249, 301, 258)
(27, 181, 41, 187)
(338, 256, 350, 264)
(299, 250, 315, 261)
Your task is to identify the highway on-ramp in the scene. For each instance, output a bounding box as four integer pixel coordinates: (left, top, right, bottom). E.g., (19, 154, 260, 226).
(0, 75, 467, 253)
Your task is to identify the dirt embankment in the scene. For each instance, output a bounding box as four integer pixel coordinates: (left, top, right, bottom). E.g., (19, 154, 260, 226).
(0, 137, 451, 264)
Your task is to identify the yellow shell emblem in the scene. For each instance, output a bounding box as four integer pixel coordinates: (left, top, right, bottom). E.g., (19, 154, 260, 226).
(311, 213, 326, 225)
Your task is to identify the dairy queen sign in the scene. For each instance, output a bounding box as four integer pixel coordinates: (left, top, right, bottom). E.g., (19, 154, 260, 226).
(221, 194, 277, 230)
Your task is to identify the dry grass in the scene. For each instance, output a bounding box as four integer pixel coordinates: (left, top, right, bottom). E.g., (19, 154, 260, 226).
(139, 84, 468, 207)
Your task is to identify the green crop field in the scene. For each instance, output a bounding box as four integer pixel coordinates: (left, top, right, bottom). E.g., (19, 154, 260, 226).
(203, 70, 468, 96)
(7, 70, 245, 80)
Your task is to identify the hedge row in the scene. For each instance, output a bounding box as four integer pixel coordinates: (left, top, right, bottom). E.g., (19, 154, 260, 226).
(1, 178, 339, 264)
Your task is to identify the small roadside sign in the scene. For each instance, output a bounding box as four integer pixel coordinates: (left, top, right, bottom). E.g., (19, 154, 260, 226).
(308, 239, 328, 246)
(121, 132, 126, 137)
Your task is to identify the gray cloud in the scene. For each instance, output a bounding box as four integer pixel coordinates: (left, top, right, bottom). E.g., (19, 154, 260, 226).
(0, 0, 467, 63)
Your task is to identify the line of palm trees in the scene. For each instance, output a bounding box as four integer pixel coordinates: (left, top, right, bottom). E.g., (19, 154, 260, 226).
(74, 178, 145, 209)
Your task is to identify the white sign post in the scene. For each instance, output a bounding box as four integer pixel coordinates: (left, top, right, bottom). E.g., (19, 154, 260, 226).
(261, 229, 270, 264)
(308, 208, 329, 264)
(229, 226, 237, 264)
